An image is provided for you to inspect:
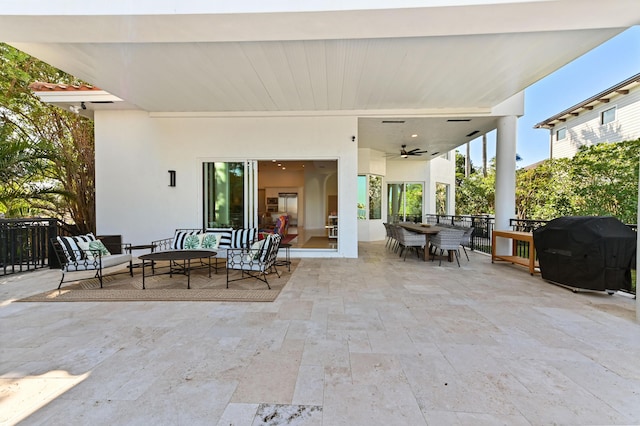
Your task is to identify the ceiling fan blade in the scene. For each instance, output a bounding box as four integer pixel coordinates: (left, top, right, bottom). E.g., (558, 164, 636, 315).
(407, 148, 428, 155)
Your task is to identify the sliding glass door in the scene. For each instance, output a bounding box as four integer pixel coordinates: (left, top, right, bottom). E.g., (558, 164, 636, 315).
(203, 160, 258, 229)
(387, 182, 423, 223)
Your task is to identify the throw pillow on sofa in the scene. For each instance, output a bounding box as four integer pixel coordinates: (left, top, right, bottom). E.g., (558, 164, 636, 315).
(231, 228, 258, 249)
(246, 239, 266, 261)
(201, 233, 220, 250)
(183, 234, 201, 249)
(171, 230, 202, 250)
(57, 233, 97, 261)
(205, 228, 233, 248)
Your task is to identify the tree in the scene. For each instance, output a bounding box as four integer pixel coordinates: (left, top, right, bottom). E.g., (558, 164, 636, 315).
(570, 139, 639, 224)
(456, 167, 495, 215)
(455, 151, 475, 186)
(0, 43, 95, 232)
(515, 158, 573, 220)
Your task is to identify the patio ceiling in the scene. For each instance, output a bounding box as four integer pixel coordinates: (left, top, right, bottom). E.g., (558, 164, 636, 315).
(2, 1, 639, 157)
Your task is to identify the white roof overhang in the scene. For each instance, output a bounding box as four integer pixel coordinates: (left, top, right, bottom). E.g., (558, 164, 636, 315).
(1, 1, 639, 157)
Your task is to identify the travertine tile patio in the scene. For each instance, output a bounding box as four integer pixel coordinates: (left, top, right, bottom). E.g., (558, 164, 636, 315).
(1, 242, 638, 425)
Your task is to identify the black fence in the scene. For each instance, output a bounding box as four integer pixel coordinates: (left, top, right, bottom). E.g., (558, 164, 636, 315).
(423, 215, 636, 295)
(1, 218, 56, 276)
(0, 218, 81, 276)
(2, 215, 637, 287)
(423, 214, 494, 254)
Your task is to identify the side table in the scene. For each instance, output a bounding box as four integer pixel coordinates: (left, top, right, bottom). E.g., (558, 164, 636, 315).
(126, 244, 156, 270)
(276, 243, 291, 272)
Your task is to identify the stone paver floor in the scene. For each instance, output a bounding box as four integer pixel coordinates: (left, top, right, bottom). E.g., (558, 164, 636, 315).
(1, 242, 638, 425)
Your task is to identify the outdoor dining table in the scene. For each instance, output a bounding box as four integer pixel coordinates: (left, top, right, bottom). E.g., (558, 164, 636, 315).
(398, 223, 444, 261)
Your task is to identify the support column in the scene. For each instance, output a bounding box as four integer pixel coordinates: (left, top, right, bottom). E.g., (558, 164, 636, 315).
(494, 115, 517, 255)
(636, 158, 639, 322)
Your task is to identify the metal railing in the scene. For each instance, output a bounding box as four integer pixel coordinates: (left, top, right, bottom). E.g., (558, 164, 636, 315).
(423, 215, 636, 295)
(0, 218, 82, 276)
(423, 214, 494, 254)
(1, 218, 56, 276)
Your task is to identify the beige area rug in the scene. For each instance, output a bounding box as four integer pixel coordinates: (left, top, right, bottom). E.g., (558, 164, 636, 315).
(302, 236, 337, 249)
(17, 260, 297, 303)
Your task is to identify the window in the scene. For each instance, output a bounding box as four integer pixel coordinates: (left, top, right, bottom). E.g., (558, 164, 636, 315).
(387, 182, 423, 223)
(369, 175, 382, 220)
(436, 183, 449, 215)
(357, 176, 367, 219)
(358, 174, 383, 220)
(601, 106, 616, 125)
(556, 127, 567, 141)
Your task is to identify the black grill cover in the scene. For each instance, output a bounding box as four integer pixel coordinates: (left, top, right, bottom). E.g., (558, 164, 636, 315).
(533, 216, 636, 291)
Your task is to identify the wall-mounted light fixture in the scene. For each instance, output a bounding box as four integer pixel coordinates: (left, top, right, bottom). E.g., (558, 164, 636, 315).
(168, 170, 176, 187)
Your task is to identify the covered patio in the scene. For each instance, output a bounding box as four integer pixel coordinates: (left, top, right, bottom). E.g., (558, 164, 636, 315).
(2, 244, 638, 425)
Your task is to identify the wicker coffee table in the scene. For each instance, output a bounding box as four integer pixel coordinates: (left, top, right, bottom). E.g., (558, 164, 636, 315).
(139, 250, 216, 289)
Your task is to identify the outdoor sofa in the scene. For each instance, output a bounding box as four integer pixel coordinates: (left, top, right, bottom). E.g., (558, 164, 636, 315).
(51, 234, 133, 288)
(152, 227, 258, 272)
(151, 228, 282, 287)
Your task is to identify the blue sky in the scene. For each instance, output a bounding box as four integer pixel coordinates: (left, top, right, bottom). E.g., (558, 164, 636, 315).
(463, 25, 640, 168)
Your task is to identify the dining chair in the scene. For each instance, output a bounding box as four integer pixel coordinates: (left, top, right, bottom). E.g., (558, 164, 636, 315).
(459, 226, 475, 261)
(395, 226, 425, 261)
(389, 224, 401, 253)
(429, 227, 465, 266)
(383, 222, 394, 249)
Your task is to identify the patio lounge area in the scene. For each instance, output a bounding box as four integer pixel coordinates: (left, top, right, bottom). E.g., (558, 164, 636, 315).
(1, 242, 639, 425)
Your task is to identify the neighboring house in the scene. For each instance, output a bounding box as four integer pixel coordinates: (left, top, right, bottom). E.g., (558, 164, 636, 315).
(3, 2, 639, 259)
(534, 72, 640, 159)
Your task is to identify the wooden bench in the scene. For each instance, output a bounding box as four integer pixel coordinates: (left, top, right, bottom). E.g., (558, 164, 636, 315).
(491, 230, 539, 275)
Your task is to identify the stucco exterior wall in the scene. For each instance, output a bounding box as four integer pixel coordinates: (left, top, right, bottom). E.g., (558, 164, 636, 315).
(94, 111, 359, 258)
(385, 151, 456, 217)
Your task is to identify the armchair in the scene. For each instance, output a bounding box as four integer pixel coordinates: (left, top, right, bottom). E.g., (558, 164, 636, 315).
(226, 233, 282, 289)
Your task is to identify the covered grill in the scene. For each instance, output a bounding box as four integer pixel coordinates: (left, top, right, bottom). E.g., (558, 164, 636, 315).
(533, 216, 636, 292)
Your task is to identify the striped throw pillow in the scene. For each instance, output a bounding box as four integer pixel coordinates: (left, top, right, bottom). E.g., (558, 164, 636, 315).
(57, 233, 97, 261)
(258, 233, 281, 263)
(231, 228, 258, 249)
(171, 230, 202, 250)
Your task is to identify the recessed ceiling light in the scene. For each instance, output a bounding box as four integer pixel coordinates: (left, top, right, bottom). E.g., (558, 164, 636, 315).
(411, 134, 418, 138)
(272, 159, 277, 162)
(282, 167, 286, 170)
(277, 163, 282, 166)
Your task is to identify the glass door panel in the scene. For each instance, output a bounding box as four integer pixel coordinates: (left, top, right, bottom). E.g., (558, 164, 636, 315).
(405, 183, 423, 222)
(387, 183, 404, 223)
(387, 182, 423, 223)
(203, 161, 257, 229)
